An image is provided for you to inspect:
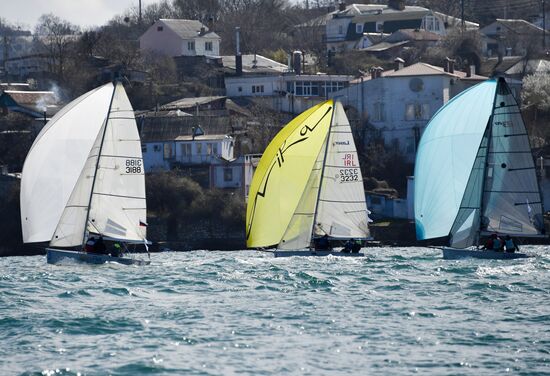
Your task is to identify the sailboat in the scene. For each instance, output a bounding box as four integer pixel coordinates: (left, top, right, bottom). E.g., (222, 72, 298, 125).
(20, 81, 150, 265)
(246, 100, 371, 257)
(415, 77, 545, 260)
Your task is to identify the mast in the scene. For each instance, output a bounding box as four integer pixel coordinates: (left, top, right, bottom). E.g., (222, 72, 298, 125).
(474, 79, 500, 246)
(80, 82, 118, 248)
(310, 102, 335, 247)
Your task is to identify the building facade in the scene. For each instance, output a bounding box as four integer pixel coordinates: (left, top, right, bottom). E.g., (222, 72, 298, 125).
(139, 19, 221, 57)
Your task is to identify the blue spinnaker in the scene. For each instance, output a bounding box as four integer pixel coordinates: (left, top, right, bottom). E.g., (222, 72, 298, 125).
(414, 79, 497, 240)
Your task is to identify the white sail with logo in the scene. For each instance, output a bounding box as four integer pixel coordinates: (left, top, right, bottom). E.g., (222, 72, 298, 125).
(315, 102, 371, 239)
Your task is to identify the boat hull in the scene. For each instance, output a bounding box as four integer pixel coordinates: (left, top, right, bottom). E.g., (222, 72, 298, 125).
(273, 250, 364, 258)
(46, 248, 150, 265)
(442, 247, 530, 260)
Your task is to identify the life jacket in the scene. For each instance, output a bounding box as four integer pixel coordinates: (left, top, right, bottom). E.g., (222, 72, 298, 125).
(505, 239, 515, 250)
(493, 238, 502, 250)
(84, 239, 95, 252)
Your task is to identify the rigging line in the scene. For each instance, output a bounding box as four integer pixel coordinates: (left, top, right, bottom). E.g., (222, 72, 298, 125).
(514, 201, 542, 206)
(484, 190, 539, 193)
(503, 133, 528, 137)
(319, 199, 366, 203)
(507, 167, 536, 171)
(93, 192, 146, 200)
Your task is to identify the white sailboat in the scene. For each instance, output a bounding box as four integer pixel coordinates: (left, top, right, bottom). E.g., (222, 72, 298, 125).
(246, 100, 371, 257)
(20, 81, 149, 265)
(415, 77, 546, 260)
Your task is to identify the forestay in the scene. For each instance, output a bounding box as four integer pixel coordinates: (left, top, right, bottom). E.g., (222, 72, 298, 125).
(20, 84, 115, 243)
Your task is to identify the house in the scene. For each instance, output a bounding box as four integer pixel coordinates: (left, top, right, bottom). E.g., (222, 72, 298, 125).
(225, 73, 353, 114)
(139, 19, 221, 57)
(325, 1, 478, 52)
(329, 59, 487, 161)
(4, 54, 50, 80)
(480, 19, 545, 58)
(361, 28, 441, 60)
(0, 89, 61, 119)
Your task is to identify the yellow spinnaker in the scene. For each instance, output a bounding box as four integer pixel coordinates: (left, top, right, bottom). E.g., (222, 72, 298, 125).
(246, 100, 334, 248)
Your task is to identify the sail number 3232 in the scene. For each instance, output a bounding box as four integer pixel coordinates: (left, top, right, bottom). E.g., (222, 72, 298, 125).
(125, 159, 142, 174)
(340, 168, 359, 182)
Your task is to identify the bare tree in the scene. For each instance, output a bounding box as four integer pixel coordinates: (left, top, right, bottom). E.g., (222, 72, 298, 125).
(34, 14, 80, 80)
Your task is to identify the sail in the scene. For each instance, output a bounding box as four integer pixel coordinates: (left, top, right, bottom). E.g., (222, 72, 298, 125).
(246, 101, 334, 248)
(449, 128, 490, 248)
(51, 83, 146, 247)
(314, 102, 370, 239)
(415, 80, 497, 240)
(481, 78, 544, 236)
(21, 83, 115, 243)
(278, 137, 326, 250)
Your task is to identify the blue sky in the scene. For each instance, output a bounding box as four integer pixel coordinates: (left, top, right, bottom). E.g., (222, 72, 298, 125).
(2, 0, 164, 30)
(3, 0, 303, 31)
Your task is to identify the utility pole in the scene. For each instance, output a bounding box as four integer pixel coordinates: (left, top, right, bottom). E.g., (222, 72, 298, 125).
(139, 0, 142, 24)
(461, 0, 465, 31)
(543, 0, 547, 49)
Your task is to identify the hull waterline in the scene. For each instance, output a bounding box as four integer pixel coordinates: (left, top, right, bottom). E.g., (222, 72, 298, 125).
(46, 248, 150, 265)
(442, 247, 530, 260)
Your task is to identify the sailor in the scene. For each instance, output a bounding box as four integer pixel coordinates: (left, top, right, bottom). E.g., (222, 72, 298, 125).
(94, 236, 107, 254)
(504, 235, 518, 253)
(351, 239, 362, 253)
(316, 234, 330, 250)
(111, 242, 123, 257)
(84, 236, 96, 253)
(342, 239, 354, 253)
(492, 234, 503, 251)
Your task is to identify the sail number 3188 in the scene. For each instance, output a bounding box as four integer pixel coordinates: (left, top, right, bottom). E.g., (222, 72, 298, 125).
(125, 159, 142, 174)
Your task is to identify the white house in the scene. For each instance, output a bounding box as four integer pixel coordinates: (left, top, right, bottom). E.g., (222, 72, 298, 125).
(325, 2, 478, 52)
(142, 134, 234, 171)
(329, 60, 486, 161)
(225, 73, 352, 114)
(480, 19, 545, 58)
(139, 19, 221, 57)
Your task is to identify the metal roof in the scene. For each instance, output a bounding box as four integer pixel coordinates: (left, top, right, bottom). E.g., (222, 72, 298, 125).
(158, 19, 220, 39)
(222, 54, 288, 74)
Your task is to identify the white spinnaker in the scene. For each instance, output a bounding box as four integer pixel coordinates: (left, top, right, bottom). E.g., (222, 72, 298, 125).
(21, 83, 115, 243)
(279, 138, 326, 250)
(51, 83, 146, 247)
(314, 102, 370, 239)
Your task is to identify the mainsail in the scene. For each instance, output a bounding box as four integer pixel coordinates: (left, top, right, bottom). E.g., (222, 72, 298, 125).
(246, 100, 370, 249)
(21, 83, 115, 243)
(415, 77, 544, 246)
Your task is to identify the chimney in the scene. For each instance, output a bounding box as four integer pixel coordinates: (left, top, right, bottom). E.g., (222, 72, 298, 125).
(207, 16, 214, 31)
(338, 1, 346, 12)
(235, 27, 242, 76)
(200, 26, 206, 35)
(394, 57, 404, 71)
(388, 0, 405, 11)
(370, 67, 377, 80)
(445, 57, 455, 74)
(293, 50, 302, 75)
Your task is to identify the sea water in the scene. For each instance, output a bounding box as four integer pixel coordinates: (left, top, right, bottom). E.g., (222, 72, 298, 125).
(0, 246, 548, 376)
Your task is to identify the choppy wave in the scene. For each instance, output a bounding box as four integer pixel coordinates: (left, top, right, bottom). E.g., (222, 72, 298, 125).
(1, 246, 549, 375)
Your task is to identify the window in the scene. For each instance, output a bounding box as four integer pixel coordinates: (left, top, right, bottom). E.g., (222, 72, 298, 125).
(163, 143, 174, 160)
(157, 26, 163, 31)
(405, 104, 430, 120)
(213, 144, 218, 155)
(372, 102, 385, 122)
(188, 41, 195, 51)
(252, 85, 264, 94)
(356, 23, 363, 34)
(238, 86, 242, 92)
(207, 143, 213, 155)
(181, 143, 191, 156)
(153, 144, 161, 152)
(224, 168, 233, 182)
(141, 144, 147, 153)
(205, 41, 213, 51)
(196, 143, 202, 155)
(339, 25, 344, 35)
